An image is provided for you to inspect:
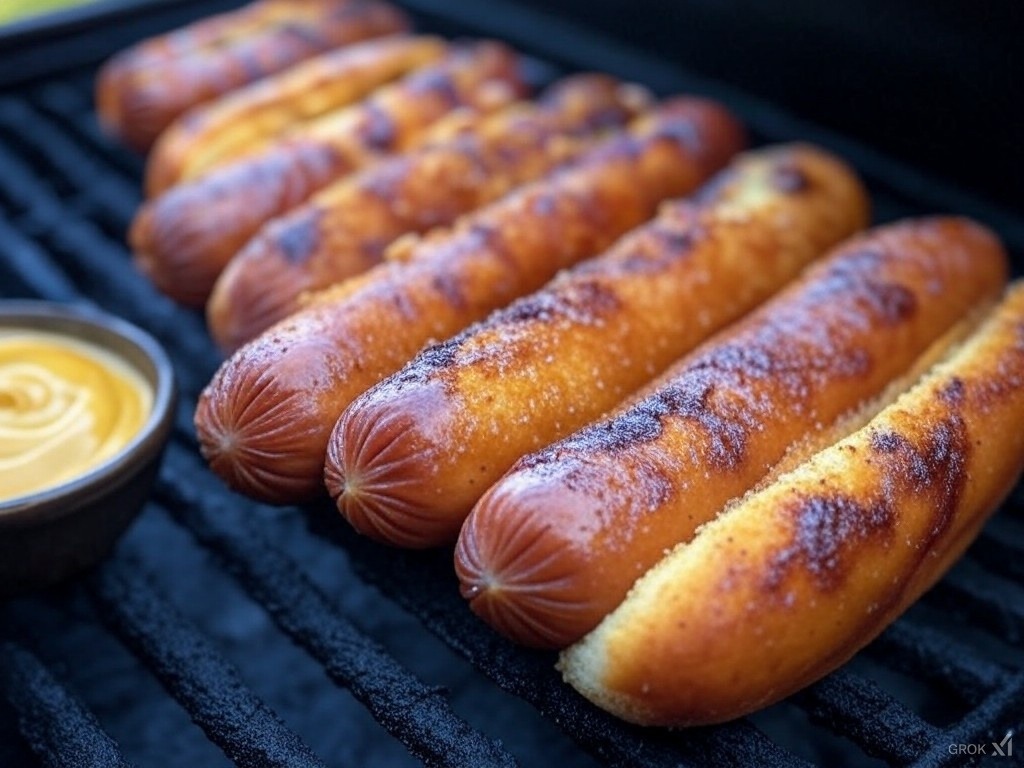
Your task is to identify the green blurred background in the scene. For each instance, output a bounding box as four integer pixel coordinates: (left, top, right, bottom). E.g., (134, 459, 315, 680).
(0, 0, 95, 25)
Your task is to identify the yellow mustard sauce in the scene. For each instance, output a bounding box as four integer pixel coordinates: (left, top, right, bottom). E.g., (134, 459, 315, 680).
(0, 331, 152, 502)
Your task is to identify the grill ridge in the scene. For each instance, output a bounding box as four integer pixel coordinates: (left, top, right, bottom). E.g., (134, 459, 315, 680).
(154, 445, 519, 768)
(90, 559, 328, 768)
(0, 642, 133, 768)
(792, 669, 939, 764)
(868, 623, 1010, 702)
(307, 510, 813, 768)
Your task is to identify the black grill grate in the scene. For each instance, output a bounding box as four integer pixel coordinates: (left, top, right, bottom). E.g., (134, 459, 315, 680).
(1, 1, 1023, 767)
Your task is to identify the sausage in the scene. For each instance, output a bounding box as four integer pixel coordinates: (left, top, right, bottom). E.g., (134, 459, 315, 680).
(455, 217, 1008, 648)
(206, 74, 654, 351)
(195, 99, 745, 503)
(130, 42, 525, 308)
(145, 35, 446, 196)
(325, 145, 869, 548)
(560, 279, 1024, 725)
(96, 0, 409, 152)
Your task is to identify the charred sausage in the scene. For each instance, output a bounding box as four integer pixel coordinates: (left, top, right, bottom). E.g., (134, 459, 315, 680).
(195, 99, 745, 502)
(96, 0, 408, 152)
(456, 218, 1007, 648)
(327, 144, 869, 547)
(131, 42, 525, 307)
(206, 74, 653, 351)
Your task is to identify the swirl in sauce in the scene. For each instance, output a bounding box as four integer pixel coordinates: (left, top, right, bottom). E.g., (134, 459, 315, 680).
(0, 331, 152, 502)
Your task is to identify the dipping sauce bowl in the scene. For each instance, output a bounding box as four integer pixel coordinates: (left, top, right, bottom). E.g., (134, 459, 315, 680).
(0, 301, 176, 597)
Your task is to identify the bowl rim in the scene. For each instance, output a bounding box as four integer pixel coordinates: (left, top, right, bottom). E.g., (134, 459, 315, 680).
(0, 300, 177, 525)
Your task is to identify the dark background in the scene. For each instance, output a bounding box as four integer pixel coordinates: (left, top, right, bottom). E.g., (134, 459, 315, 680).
(517, 0, 1023, 210)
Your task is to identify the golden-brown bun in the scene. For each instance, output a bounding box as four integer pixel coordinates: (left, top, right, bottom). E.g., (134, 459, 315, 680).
(561, 279, 1024, 725)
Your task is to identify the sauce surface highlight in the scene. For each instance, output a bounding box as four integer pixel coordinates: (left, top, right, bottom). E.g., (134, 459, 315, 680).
(0, 330, 152, 502)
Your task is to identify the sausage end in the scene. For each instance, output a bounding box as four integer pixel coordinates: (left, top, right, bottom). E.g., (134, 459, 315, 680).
(456, 481, 608, 649)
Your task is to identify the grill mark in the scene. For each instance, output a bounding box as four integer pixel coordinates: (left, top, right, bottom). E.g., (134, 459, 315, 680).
(962, 328, 1024, 410)
(496, 279, 620, 326)
(873, 416, 969, 533)
(389, 276, 622, 393)
(532, 193, 557, 216)
(763, 412, 969, 593)
(275, 20, 328, 51)
(386, 334, 465, 389)
(597, 216, 702, 275)
(800, 252, 919, 326)
(770, 162, 811, 193)
(552, 368, 751, 471)
(765, 494, 895, 592)
(359, 103, 398, 150)
(867, 283, 917, 323)
(275, 210, 323, 265)
(519, 238, 941, 465)
(329, 0, 378, 24)
(938, 376, 966, 406)
(580, 103, 639, 131)
(467, 222, 518, 272)
(388, 286, 419, 321)
(431, 271, 467, 311)
(408, 68, 461, 106)
(231, 45, 268, 81)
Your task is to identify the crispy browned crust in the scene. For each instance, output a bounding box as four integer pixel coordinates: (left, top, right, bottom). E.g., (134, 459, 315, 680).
(206, 74, 654, 352)
(145, 35, 446, 196)
(561, 279, 1024, 725)
(457, 217, 1008, 648)
(131, 43, 526, 307)
(96, 0, 409, 152)
(327, 145, 868, 549)
(194, 99, 745, 503)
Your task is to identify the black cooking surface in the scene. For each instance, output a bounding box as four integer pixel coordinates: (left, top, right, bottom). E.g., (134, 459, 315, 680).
(0, 2, 1022, 767)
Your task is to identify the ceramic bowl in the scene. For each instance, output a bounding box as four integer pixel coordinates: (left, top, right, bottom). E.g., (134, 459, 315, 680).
(0, 301, 176, 597)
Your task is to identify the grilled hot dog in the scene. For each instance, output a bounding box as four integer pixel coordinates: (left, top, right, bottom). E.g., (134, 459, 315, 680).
(326, 145, 869, 547)
(96, 0, 408, 152)
(145, 35, 445, 196)
(206, 74, 653, 351)
(561, 279, 1024, 725)
(456, 218, 1008, 648)
(131, 43, 524, 307)
(195, 99, 745, 503)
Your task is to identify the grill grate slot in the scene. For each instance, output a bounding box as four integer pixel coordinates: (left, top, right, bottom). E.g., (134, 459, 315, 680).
(90, 559, 328, 768)
(28, 80, 145, 177)
(928, 567, 1024, 645)
(308, 514, 812, 768)
(0, 97, 137, 237)
(793, 669, 939, 765)
(0, 214, 80, 303)
(868, 622, 1011, 704)
(910, 677, 1024, 768)
(153, 445, 519, 768)
(973, 522, 1024, 583)
(0, 642, 134, 768)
